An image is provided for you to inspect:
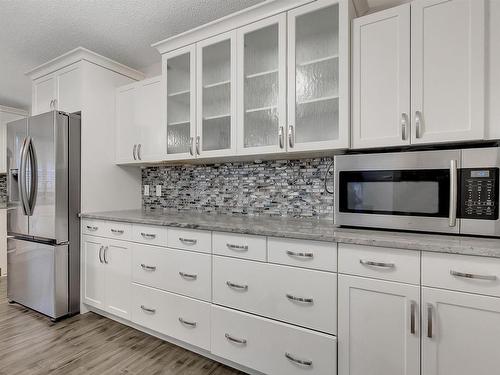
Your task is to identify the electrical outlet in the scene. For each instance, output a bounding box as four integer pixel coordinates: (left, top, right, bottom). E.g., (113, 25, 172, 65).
(156, 185, 162, 197)
(144, 185, 150, 196)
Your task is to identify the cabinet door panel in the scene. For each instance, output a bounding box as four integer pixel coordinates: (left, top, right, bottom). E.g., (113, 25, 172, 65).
(104, 239, 131, 319)
(33, 76, 57, 115)
(288, 0, 349, 151)
(82, 235, 105, 309)
(237, 14, 286, 155)
(115, 84, 138, 163)
(197, 31, 236, 157)
(422, 287, 500, 375)
(338, 275, 420, 375)
(352, 4, 410, 149)
(137, 77, 164, 161)
(57, 65, 81, 113)
(411, 0, 485, 144)
(165, 45, 196, 159)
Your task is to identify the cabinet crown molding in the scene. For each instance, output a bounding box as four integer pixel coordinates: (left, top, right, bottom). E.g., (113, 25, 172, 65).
(0, 105, 28, 116)
(25, 47, 145, 81)
(152, 0, 313, 55)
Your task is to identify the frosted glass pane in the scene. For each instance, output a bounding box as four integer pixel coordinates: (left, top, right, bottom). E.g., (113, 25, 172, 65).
(203, 117, 230, 151)
(244, 108, 279, 148)
(202, 39, 231, 152)
(295, 5, 339, 64)
(167, 53, 190, 94)
(243, 23, 280, 149)
(167, 123, 191, 154)
(295, 4, 339, 143)
(296, 98, 338, 143)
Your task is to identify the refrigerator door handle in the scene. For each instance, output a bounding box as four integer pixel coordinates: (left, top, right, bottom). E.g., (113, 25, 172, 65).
(27, 138, 38, 216)
(18, 137, 30, 216)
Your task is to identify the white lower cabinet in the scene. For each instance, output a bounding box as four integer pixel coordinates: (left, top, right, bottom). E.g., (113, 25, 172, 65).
(131, 283, 211, 350)
(211, 305, 337, 375)
(422, 287, 500, 375)
(82, 235, 131, 319)
(131, 243, 211, 301)
(338, 275, 420, 375)
(213, 255, 337, 334)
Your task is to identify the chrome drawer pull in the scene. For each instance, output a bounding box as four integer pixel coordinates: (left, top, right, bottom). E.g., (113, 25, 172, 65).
(359, 259, 395, 268)
(285, 352, 312, 367)
(226, 243, 249, 252)
(98, 245, 104, 263)
(225, 333, 247, 345)
(179, 237, 197, 245)
(140, 305, 156, 314)
(141, 264, 157, 271)
(110, 228, 124, 234)
(226, 281, 248, 291)
(178, 317, 197, 327)
(141, 232, 156, 239)
(450, 270, 497, 281)
(286, 294, 314, 304)
(86, 225, 98, 231)
(286, 250, 314, 259)
(179, 271, 197, 280)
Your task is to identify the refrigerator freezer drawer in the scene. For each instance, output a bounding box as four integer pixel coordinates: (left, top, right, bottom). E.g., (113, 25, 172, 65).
(7, 238, 69, 319)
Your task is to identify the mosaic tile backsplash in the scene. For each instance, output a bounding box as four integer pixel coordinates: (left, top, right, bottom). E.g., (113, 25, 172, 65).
(0, 174, 6, 202)
(142, 158, 334, 219)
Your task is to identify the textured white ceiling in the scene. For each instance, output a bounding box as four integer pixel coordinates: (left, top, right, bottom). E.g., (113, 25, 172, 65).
(0, 0, 264, 110)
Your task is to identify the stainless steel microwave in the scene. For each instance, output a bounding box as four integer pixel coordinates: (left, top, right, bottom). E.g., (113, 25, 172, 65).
(334, 147, 500, 236)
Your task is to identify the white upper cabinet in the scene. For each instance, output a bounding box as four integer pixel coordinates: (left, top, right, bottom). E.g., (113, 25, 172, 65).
(32, 64, 82, 115)
(411, 0, 485, 144)
(164, 45, 196, 160)
(115, 76, 163, 164)
(422, 287, 500, 375)
(197, 31, 237, 157)
(352, 4, 411, 148)
(287, 0, 350, 152)
(237, 14, 287, 155)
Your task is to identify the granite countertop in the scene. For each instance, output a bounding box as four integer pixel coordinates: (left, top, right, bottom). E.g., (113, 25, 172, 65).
(80, 209, 500, 258)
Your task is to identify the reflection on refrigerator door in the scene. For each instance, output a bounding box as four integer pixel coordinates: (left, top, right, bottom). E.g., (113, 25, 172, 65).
(7, 237, 69, 319)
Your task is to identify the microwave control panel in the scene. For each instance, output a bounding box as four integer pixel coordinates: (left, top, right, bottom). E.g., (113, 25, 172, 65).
(460, 168, 499, 220)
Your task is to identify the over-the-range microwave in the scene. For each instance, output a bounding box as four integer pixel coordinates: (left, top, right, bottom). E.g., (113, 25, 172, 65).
(334, 147, 500, 237)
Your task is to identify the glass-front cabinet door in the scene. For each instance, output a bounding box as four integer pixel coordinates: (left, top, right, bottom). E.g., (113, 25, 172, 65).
(287, 0, 349, 151)
(196, 31, 236, 157)
(237, 14, 286, 155)
(164, 45, 196, 159)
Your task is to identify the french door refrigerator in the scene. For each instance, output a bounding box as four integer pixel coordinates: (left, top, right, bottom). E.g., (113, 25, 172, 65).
(6, 111, 81, 320)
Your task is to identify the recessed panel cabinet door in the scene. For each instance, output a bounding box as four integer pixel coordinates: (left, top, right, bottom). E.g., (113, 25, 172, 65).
(196, 31, 237, 157)
(57, 65, 81, 113)
(165, 45, 196, 160)
(104, 239, 131, 320)
(33, 76, 57, 115)
(82, 235, 105, 309)
(137, 77, 164, 162)
(422, 287, 500, 375)
(115, 84, 138, 163)
(237, 14, 286, 155)
(338, 275, 420, 375)
(287, 0, 350, 152)
(411, 0, 485, 144)
(352, 4, 411, 149)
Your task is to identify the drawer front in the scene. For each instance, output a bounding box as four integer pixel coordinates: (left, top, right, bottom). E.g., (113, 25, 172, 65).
(338, 244, 420, 284)
(81, 219, 107, 237)
(213, 256, 337, 334)
(132, 224, 167, 246)
(102, 221, 132, 240)
(167, 228, 212, 253)
(212, 305, 337, 375)
(422, 252, 500, 297)
(131, 283, 211, 350)
(213, 232, 267, 261)
(132, 244, 211, 301)
(268, 237, 337, 271)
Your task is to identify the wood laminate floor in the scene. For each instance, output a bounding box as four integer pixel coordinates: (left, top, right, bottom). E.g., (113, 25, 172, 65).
(0, 278, 244, 375)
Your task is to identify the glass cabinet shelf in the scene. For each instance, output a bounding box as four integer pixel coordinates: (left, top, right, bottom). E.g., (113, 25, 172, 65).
(168, 120, 190, 126)
(298, 54, 338, 67)
(245, 69, 278, 79)
(167, 89, 190, 97)
(245, 105, 277, 113)
(203, 80, 230, 89)
(203, 113, 230, 121)
(298, 95, 338, 105)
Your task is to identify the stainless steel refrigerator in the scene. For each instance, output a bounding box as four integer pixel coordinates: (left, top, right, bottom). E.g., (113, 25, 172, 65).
(6, 111, 81, 320)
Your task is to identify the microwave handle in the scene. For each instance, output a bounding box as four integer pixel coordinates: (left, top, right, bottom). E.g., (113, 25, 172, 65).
(449, 159, 458, 227)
